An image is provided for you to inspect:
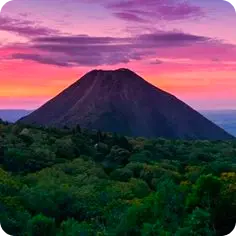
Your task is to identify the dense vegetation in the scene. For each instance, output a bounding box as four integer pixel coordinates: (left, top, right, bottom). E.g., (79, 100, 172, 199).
(0, 120, 235, 236)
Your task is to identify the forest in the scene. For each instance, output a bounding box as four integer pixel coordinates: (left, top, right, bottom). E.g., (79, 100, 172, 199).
(0, 119, 235, 236)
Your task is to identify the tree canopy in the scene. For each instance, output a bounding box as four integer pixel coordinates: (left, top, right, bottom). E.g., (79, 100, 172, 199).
(0, 122, 235, 235)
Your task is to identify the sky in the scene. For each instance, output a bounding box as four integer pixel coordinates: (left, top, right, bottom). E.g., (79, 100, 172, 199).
(0, 0, 236, 110)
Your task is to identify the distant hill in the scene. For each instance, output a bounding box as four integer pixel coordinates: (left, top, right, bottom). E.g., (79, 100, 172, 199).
(201, 110, 236, 137)
(0, 110, 32, 123)
(18, 68, 234, 140)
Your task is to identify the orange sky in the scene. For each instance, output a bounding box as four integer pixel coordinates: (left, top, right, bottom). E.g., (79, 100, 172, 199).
(0, 0, 236, 110)
(1, 59, 235, 110)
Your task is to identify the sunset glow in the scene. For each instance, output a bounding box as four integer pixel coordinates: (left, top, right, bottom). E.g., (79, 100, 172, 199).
(0, 0, 236, 110)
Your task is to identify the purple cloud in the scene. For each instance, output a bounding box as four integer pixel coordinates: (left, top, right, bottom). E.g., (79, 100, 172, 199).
(136, 32, 209, 45)
(32, 35, 129, 44)
(33, 31, 209, 48)
(11, 53, 71, 67)
(78, 0, 203, 21)
(107, 0, 204, 21)
(113, 12, 148, 22)
(0, 15, 59, 37)
(8, 31, 210, 67)
(11, 51, 132, 67)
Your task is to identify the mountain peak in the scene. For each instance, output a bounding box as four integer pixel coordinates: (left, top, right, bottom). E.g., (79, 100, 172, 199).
(80, 68, 146, 89)
(116, 68, 133, 72)
(87, 68, 138, 78)
(90, 68, 133, 73)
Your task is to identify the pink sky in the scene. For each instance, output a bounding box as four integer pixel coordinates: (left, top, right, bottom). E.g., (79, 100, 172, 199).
(0, 0, 236, 110)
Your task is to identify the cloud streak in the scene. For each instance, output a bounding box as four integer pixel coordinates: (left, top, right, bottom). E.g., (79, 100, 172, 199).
(0, 15, 59, 37)
(113, 12, 148, 22)
(12, 53, 71, 67)
(6, 31, 220, 67)
(107, 0, 204, 21)
(78, 0, 203, 21)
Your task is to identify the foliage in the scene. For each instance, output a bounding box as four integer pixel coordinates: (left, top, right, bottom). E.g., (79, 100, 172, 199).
(0, 122, 235, 235)
(27, 214, 56, 236)
(58, 219, 93, 236)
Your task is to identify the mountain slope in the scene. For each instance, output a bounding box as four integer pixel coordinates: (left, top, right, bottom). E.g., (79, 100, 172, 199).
(19, 68, 234, 140)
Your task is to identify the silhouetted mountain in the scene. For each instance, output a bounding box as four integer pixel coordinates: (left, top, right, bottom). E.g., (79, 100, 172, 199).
(19, 68, 234, 140)
(0, 110, 32, 123)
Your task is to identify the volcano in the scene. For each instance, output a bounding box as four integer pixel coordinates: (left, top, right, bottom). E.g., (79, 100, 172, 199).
(19, 68, 234, 140)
